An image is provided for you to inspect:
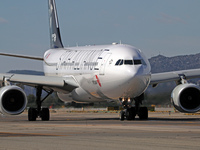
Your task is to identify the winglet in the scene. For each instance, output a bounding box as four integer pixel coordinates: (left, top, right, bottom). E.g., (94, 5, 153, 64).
(48, 0, 64, 49)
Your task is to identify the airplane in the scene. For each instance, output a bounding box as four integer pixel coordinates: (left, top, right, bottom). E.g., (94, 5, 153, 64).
(0, 0, 200, 121)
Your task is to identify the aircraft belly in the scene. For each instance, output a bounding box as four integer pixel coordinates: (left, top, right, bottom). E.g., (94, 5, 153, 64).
(119, 75, 150, 98)
(98, 74, 150, 99)
(57, 87, 106, 103)
(73, 75, 105, 100)
(70, 73, 150, 102)
(59, 74, 107, 102)
(78, 74, 149, 100)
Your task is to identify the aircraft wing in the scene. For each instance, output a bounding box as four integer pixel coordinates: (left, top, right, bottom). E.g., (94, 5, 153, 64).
(0, 73, 79, 93)
(0, 52, 43, 61)
(150, 68, 200, 86)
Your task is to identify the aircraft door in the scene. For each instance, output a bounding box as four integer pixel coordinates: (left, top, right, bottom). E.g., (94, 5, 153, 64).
(99, 53, 112, 75)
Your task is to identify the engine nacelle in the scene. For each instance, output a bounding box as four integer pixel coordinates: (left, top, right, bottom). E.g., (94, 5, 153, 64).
(0, 85, 27, 115)
(171, 83, 200, 113)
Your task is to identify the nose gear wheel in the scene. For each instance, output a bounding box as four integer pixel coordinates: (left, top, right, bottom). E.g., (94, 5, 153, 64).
(119, 94, 148, 121)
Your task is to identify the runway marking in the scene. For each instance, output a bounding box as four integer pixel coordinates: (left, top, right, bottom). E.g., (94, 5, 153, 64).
(0, 132, 67, 137)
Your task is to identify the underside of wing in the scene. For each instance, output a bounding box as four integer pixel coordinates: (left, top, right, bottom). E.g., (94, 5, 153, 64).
(0, 73, 79, 93)
(0, 52, 43, 61)
(0, 73, 78, 117)
(150, 68, 200, 86)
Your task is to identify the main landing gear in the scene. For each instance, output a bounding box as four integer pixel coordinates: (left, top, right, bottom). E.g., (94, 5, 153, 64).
(28, 86, 53, 121)
(119, 94, 148, 121)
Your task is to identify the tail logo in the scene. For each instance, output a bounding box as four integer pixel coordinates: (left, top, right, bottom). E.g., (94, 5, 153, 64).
(48, 0, 64, 49)
(52, 33, 56, 42)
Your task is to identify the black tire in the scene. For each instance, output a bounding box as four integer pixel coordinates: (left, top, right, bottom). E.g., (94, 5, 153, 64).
(138, 107, 148, 120)
(126, 107, 136, 120)
(119, 110, 125, 121)
(28, 108, 37, 121)
(41, 108, 50, 121)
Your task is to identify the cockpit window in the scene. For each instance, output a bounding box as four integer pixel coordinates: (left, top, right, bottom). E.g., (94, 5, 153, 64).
(119, 59, 123, 65)
(115, 59, 144, 66)
(124, 60, 133, 65)
(134, 60, 142, 65)
(115, 59, 121, 65)
(115, 59, 123, 65)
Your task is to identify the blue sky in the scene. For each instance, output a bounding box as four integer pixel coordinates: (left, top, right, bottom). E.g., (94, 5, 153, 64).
(0, 0, 200, 72)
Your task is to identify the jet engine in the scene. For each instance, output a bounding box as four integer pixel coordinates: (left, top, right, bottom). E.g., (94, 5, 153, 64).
(171, 83, 200, 113)
(0, 85, 27, 115)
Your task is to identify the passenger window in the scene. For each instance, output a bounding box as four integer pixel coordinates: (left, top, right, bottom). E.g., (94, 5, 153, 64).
(124, 60, 133, 65)
(134, 60, 142, 65)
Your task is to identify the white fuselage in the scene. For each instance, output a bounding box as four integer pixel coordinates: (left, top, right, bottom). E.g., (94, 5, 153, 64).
(43, 44, 151, 103)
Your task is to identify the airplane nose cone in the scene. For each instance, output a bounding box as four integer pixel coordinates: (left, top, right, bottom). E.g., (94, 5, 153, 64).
(124, 66, 144, 79)
(121, 65, 151, 97)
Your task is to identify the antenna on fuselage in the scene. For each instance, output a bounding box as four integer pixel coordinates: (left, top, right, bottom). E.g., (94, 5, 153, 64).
(48, 0, 64, 49)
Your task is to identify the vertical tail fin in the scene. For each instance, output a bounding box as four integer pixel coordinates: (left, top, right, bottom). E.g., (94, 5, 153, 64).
(48, 0, 64, 48)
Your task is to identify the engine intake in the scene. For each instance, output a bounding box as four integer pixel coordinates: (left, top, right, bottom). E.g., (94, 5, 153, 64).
(171, 83, 200, 113)
(0, 85, 27, 115)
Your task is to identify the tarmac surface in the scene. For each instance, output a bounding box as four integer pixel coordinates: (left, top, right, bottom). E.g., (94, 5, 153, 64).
(0, 110, 200, 150)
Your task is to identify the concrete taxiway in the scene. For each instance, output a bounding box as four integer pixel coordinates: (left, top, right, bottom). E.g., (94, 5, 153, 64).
(0, 110, 200, 150)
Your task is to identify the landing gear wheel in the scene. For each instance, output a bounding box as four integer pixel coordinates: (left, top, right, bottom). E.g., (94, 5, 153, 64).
(138, 107, 148, 120)
(28, 86, 53, 121)
(41, 108, 50, 121)
(119, 110, 125, 121)
(126, 107, 136, 120)
(28, 108, 37, 121)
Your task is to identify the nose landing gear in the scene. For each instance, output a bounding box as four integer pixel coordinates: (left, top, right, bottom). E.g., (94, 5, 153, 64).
(119, 94, 148, 121)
